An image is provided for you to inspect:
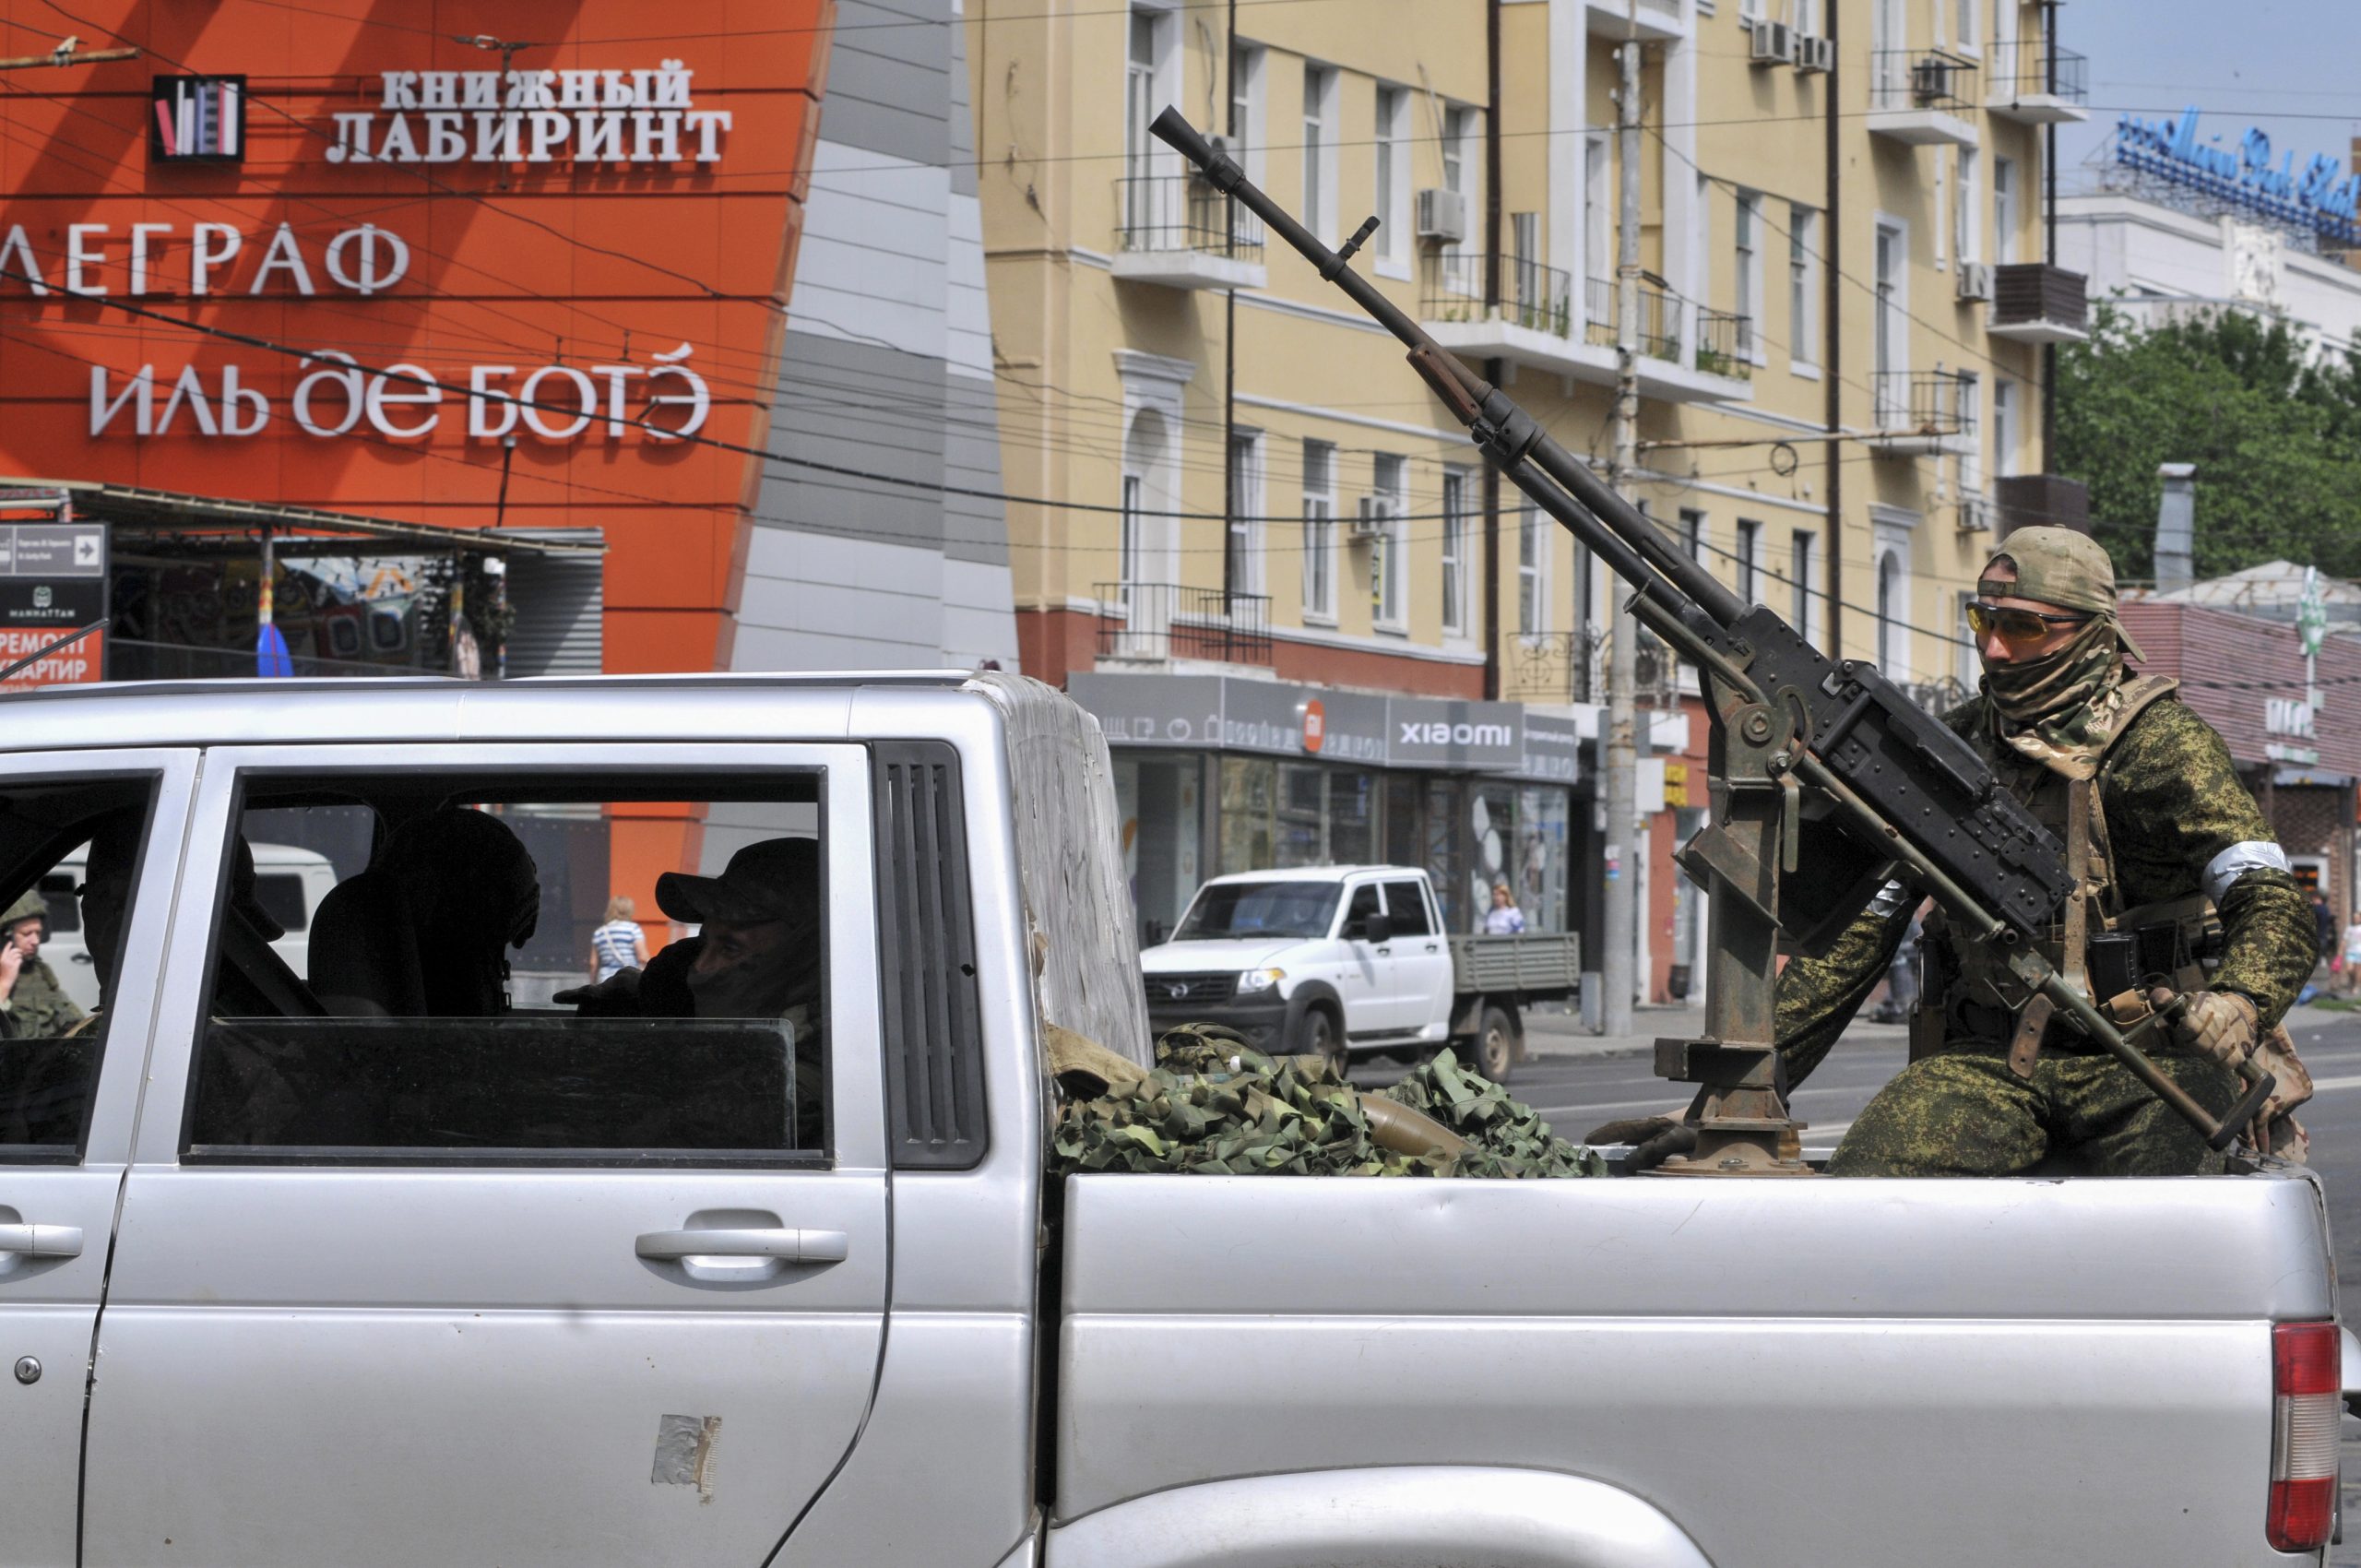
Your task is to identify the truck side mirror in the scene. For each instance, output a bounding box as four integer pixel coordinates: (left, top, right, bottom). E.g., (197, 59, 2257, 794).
(1360, 912, 1392, 944)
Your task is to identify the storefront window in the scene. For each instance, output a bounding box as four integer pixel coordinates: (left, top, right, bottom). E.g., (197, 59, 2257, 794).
(1424, 778, 1463, 932)
(1326, 770, 1375, 863)
(1467, 782, 1517, 933)
(1515, 786, 1571, 932)
(1219, 756, 1276, 874)
(1218, 757, 1379, 873)
(1116, 755, 1203, 944)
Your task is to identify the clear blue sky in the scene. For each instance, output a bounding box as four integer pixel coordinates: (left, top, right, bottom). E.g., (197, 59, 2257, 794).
(2054, 0, 2358, 194)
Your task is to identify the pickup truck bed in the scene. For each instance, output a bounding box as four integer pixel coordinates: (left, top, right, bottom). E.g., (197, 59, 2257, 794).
(1057, 1168, 2337, 1568)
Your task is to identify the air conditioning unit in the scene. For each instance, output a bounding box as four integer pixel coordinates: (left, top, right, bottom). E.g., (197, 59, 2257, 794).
(1196, 132, 1236, 172)
(1956, 261, 1994, 302)
(1749, 19, 1793, 65)
(1349, 497, 1390, 542)
(1911, 53, 1955, 102)
(1957, 493, 1994, 533)
(1415, 186, 1467, 244)
(1793, 34, 1833, 73)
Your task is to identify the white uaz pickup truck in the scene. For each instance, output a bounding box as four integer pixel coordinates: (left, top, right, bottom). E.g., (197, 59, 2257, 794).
(0, 668, 2351, 1568)
(1138, 864, 1581, 1078)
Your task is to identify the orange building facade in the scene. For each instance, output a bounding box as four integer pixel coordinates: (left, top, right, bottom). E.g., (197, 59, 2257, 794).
(0, 0, 837, 909)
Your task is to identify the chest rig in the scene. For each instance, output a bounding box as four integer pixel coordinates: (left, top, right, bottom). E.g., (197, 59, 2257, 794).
(1914, 676, 2192, 1076)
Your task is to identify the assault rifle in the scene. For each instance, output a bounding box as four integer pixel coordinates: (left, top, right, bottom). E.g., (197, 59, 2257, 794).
(1150, 108, 2274, 1170)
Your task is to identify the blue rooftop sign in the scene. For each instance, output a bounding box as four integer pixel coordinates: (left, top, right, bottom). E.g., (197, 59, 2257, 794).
(2115, 108, 2361, 249)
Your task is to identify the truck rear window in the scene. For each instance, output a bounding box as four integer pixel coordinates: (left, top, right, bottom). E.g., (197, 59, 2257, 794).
(1173, 881, 1341, 941)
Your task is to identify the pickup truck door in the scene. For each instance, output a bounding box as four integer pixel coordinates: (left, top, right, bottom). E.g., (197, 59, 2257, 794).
(1332, 879, 1386, 1035)
(81, 743, 890, 1568)
(0, 753, 196, 1568)
(1379, 877, 1455, 1039)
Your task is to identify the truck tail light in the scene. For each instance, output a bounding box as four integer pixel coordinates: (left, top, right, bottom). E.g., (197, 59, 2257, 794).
(2268, 1321, 2340, 1553)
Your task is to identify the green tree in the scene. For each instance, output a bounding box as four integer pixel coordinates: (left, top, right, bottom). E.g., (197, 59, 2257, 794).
(2055, 305, 2361, 582)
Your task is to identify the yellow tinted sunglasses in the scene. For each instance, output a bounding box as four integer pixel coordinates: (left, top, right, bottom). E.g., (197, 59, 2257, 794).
(1964, 601, 2090, 648)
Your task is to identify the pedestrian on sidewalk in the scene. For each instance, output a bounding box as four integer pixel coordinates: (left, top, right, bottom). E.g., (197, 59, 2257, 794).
(1483, 882, 1526, 936)
(2342, 916, 2361, 998)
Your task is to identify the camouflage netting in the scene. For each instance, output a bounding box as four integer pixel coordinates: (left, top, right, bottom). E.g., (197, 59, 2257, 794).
(1048, 1022, 1607, 1180)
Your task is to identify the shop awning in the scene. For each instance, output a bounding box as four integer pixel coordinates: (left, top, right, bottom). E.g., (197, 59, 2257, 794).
(0, 480, 604, 557)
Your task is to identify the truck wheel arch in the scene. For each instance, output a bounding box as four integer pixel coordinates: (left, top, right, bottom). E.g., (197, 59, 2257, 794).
(1043, 1466, 1712, 1568)
(1282, 982, 1344, 1048)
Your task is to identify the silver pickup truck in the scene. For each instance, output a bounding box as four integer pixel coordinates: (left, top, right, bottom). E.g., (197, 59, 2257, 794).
(0, 669, 2350, 1568)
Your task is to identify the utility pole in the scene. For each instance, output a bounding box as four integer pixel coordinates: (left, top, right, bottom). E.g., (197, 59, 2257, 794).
(1601, 13, 1642, 1038)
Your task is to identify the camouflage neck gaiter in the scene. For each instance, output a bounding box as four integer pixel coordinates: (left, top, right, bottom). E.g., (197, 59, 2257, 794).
(1982, 612, 2123, 743)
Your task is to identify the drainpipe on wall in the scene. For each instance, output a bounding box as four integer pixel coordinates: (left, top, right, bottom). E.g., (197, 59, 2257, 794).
(1482, 0, 1503, 701)
(1821, 0, 1842, 651)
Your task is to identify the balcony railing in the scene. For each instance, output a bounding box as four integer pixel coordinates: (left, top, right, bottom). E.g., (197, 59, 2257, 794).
(1988, 40, 2087, 105)
(1584, 276, 1681, 362)
(1694, 310, 1754, 382)
(1114, 174, 1265, 261)
(1872, 369, 1978, 439)
(1419, 251, 1576, 337)
(1870, 49, 1979, 113)
(1501, 630, 1603, 706)
(1093, 581, 1273, 666)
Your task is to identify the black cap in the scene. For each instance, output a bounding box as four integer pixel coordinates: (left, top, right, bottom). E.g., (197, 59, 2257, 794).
(657, 837, 817, 927)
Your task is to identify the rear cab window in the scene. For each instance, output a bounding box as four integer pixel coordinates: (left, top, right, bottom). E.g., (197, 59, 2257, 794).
(1380, 880, 1434, 936)
(183, 769, 831, 1165)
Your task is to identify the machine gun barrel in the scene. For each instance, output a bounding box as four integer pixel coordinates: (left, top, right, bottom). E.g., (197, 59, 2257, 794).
(1149, 107, 2274, 1157)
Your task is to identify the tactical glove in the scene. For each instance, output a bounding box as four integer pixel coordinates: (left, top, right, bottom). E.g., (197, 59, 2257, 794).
(1583, 1113, 1700, 1171)
(2152, 987, 2260, 1068)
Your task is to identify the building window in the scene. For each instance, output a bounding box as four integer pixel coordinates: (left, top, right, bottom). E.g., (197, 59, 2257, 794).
(1375, 86, 1407, 265)
(1678, 507, 1708, 566)
(1125, 12, 1159, 188)
(1957, 374, 1984, 504)
(1877, 551, 1902, 671)
(1227, 432, 1264, 598)
(1873, 218, 1905, 422)
(1228, 42, 1256, 146)
(1441, 468, 1470, 636)
(1735, 517, 1762, 605)
(1442, 104, 1471, 196)
(1792, 0, 1820, 34)
(1994, 157, 2019, 265)
(1118, 472, 1143, 609)
(1518, 502, 1549, 635)
(1788, 204, 1819, 372)
(1301, 440, 1335, 621)
(1370, 454, 1406, 630)
(1992, 378, 2018, 479)
(1789, 530, 1815, 641)
(1735, 191, 1765, 363)
(1954, 148, 1980, 267)
(1303, 65, 1335, 241)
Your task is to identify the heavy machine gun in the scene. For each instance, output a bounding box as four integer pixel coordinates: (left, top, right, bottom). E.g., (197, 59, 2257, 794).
(1149, 107, 2275, 1170)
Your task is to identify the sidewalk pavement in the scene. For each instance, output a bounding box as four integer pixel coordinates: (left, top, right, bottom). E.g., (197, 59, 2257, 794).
(1521, 1001, 1909, 1060)
(1523, 996, 2351, 1062)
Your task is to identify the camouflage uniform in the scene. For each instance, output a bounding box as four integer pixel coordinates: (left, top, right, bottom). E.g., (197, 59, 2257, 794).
(0, 889, 82, 1040)
(1774, 531, 2315, 1177)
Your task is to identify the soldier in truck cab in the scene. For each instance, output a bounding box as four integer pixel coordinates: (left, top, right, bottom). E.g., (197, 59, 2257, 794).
(1608, 528, 2319, 1175)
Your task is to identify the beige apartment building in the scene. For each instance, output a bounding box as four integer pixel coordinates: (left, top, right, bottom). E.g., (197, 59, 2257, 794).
(970, 0, 2091, 995)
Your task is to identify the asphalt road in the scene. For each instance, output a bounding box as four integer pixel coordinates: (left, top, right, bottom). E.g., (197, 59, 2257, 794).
(1365, 1004, 2361, 1563)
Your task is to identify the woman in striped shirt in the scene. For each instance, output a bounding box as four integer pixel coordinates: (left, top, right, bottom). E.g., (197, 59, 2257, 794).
(588, 896, 650, 982)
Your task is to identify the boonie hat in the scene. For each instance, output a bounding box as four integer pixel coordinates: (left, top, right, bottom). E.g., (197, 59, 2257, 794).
(657, 837, 818, 926)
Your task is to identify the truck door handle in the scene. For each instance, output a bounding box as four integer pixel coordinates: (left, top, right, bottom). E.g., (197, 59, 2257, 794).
(1424, 944, 1439, 952)
(1375, 946, 1391, 956)
(635, 1228, 848, 1265)
(0, 1224, 82, 1259)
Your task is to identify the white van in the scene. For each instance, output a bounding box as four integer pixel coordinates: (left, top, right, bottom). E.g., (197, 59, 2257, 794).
(41, 841, 337, 1014)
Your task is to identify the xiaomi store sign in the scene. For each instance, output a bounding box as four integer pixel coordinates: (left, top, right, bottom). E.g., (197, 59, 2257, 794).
(0, 1, 827, 677)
